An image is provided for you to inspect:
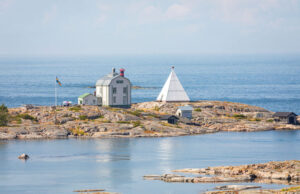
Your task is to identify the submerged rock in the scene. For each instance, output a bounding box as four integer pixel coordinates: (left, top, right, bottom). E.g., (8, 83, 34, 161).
(18, 153, 29, 160)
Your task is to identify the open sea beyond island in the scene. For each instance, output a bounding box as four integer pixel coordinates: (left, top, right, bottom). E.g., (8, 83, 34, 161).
(0, 54, 300, 113)
(0, 55, 300, 194)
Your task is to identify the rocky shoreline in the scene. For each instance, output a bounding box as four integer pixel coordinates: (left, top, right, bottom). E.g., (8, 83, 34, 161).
(1, 101, 300, 140)
(144, 160, 300, 194)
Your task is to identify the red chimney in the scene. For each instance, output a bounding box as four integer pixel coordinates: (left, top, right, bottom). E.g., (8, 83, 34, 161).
(120, 68, 125, 77)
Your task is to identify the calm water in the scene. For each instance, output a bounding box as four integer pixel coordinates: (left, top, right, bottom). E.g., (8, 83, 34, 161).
(0, 131, 299, 194)
(0, 55, 300, 113)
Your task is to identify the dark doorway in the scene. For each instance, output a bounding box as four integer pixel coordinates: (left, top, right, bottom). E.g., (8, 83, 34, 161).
(288, 117, 295, 124)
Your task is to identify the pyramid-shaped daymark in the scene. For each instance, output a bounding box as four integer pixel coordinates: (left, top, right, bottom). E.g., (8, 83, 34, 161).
(157, 67, 190, 102)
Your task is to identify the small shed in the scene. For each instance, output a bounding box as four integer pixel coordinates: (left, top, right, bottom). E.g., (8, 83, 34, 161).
(176, 105, 193, 119)
(78, 93, 97, 106)
(160, 115, 179, 124)
(273, 112, 298, 125)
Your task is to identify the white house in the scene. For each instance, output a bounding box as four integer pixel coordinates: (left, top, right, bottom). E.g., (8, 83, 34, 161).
(78, 93, 97, 105)
(157, 66, 190, 102)
(96, 68, 131, 107)
(176, 105, 193, 119)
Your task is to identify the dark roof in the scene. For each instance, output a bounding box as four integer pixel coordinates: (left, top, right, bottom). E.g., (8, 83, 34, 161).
(273, 112, 297, 117)
(160, 115, 179, 120)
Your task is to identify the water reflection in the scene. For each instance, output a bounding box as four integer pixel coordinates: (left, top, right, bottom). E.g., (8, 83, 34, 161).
(94, 139, 132, 188)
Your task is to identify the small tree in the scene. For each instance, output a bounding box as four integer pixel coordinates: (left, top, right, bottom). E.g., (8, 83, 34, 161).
(0, 104, 8, 126)
(0, 104, 8, 113)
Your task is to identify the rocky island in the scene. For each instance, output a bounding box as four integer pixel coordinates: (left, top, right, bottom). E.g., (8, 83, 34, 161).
(0, 101, 300, 140)
(144, 160, 300, 194)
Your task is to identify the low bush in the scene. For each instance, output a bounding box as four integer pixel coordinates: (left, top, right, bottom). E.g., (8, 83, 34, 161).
(79, 115, 88, 120)
(117, 121, 131, 124)
(266, 119, 274, 122)
(153, 106, 160, 111)
(232, 114, 247, 119)
(69, 106, 81, 112)
(17, 114, 38, 122)
(0, 104, 9, 126)
(132, 120, 141, 127)
(194, 108, 202, 112)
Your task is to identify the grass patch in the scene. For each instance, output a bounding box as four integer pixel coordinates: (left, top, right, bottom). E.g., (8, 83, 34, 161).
(153, 106, 160, 111)
(127, 110, 143, 117)
(69, 106, 81, 112)
(232, 114, 247, 119)
(17, 114, 38, 122)
(144, 130, 155, 134)
(117, 121, 131, 124)
(101, 120, 111, 123)
(281, 186, 300, 192)
(132, 120, 141, 127)
(248, 118, 261, 122)
(267, 119, 274, 123)
(70, 128, 86, 136)
(79, 115, 88, 120)
(194, 108, 202, 112)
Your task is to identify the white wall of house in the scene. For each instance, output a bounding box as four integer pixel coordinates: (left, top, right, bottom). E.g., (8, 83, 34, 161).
(176, 109, 192, 119)
(78, 94, 97, 105)
(96, 75, 131, 107)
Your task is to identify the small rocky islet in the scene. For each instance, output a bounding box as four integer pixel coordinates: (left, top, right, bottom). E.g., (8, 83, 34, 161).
(0, 100, 300, 140)
(144, 160, 300, 194)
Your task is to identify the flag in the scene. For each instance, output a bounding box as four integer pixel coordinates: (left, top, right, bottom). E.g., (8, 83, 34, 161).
(56, 77, 62, 86)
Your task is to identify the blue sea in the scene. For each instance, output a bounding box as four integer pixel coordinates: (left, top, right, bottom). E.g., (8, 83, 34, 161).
(0, 54, 300, 113)
(0, 131, 299, 194)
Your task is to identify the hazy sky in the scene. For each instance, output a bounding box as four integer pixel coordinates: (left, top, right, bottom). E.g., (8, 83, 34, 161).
(0, 0, 300, 56)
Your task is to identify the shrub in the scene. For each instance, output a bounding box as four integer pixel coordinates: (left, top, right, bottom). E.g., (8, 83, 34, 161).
(267, 119, 274, 123)
(132, 120, 141, 127)
(70, 128, 85, 136)
(17, 114, 38, 122)
(117, 121, 131, 124)
(0, 113, 8, 126)
(153, 106, 160, 111)
(194, 108, 202, 112)
(127, 110, 142, 117)
(79, 115, 88, 120)
(232, 114, 247, 119)
(0, 104, 9, 126)
(69, 106, 81, 112)
(0, 104, 8, 113)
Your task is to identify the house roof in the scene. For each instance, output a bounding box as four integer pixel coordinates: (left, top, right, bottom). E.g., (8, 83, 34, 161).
(156, 67, 190, 102)
(78, 93, 92, 99)
(273, 112, 297, 117)
(160, 115, 179, 120)
(178, 105, 193, 111)
(96, 72, 120, 86)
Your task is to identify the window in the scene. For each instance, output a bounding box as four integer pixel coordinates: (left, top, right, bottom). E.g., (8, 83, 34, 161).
(116, 80, 123, 84)
(113, 96, 116, 103)
(123, 96, 127, 104)
(113, 87, 117, 94)
(123, 87, 127, 94)
(93, 100, 96, 104)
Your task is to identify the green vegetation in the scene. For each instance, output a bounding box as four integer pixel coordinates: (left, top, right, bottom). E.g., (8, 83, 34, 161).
(153, 106, 160, 111)
(232, 114, 247, 119)
(281, 186, 300, 192)
(248, 118, 262, 122)
(69, 106, 81, 112)
(70, 128, 85, 136)
(194, 108, 202, 112)
(17, 114, 37, 121)
(127, 110, 143, 117)
(79, 115, 88, 120)
(267, 119, 274, 123)
(117, 121, 131, 124)
(0, 104, 9, 126)
(132, 120, 141, 127)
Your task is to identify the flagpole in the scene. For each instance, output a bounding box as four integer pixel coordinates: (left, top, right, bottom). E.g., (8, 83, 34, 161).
(55, 76, 57, 107)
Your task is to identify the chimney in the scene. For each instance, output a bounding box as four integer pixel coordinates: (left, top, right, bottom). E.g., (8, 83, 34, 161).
(112, 68, 116, 74)
(120, 68, 125, 77)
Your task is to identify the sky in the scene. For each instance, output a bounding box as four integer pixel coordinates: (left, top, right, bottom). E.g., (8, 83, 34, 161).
(0, 0, 300, 56)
